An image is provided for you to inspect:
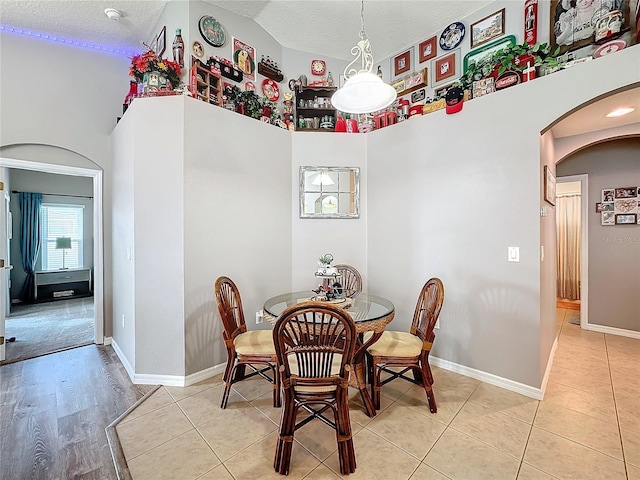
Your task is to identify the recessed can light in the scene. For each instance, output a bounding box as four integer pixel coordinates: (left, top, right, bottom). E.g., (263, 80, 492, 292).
(606, 107, 635, 117)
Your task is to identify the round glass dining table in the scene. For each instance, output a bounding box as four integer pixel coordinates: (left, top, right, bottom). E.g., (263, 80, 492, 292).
(263, 292, 395, 417)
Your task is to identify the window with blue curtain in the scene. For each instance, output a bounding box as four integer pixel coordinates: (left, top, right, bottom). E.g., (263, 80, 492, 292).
(40, 204, 84, 270)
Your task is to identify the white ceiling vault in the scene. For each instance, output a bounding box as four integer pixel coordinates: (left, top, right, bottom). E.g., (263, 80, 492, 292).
(0, 0, 493, 61)
(0, 0, 638, 137)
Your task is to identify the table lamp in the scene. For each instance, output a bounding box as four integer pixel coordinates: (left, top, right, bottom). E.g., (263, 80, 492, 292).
(55, 237, 72, 270)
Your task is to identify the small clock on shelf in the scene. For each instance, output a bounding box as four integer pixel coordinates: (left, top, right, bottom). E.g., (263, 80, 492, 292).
(311, 59, 326, 76)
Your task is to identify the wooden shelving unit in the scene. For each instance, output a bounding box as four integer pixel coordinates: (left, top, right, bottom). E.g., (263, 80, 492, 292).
(294, 86, 337, 132)
(190, 56, 222, 106)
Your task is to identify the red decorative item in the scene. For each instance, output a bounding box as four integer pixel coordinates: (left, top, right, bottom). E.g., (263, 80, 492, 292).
(261, 79, 280, 101)
(311, 59, 326, 76)
(373, 111, 398, 129)
(123, 80, 138, 113)
(524, 0, 538, 46)
(335, 117, 359, 133)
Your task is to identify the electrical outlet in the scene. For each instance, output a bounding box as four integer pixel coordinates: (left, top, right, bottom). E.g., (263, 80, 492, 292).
(122, 314, 125, 328)
(255, 310, 263, 324)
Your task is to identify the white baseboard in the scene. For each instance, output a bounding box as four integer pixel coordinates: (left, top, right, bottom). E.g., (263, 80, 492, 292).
(108, 340, 226, 387)
(584, 323, 640, 339)
(540, 338, 558, 397)
(430, 356, 544, 400)
(103, 336, 112, 346)
(111, 338, 135, 383)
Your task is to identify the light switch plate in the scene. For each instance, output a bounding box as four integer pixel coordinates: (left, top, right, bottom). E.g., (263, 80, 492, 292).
(508, 247, 520, 262)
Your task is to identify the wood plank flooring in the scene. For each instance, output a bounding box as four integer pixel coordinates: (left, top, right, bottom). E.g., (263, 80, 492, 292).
(0, 345, 154, 480)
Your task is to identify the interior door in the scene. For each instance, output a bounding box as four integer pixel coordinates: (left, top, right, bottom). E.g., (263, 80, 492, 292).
(0, 182, 9, 361)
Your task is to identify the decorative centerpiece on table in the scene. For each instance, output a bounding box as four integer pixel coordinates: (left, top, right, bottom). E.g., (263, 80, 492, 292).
(129, 49, 182, 95)
(312, 253, 347, 304)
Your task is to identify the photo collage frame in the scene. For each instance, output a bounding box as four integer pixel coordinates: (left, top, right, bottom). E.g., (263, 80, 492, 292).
(596, 187, 640, 226)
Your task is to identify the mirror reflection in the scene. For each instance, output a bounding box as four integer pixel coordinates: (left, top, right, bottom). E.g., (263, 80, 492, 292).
(299, 166, 360, 218)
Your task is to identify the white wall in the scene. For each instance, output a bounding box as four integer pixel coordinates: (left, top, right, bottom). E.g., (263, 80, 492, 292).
(183, 98, 292, 375)
(291, 133, 368, 291)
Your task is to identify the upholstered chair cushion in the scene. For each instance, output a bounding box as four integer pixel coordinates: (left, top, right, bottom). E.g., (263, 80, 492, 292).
(366, 331, 423, 357)
(234, 330, 276, 355)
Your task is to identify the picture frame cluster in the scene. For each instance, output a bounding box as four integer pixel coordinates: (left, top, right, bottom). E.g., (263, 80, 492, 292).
(596, 187, 640, 226)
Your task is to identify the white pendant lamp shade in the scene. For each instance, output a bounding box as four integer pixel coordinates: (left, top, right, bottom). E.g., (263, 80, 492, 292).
(331, 0, 397, 114)
(331, 72, 397, 114)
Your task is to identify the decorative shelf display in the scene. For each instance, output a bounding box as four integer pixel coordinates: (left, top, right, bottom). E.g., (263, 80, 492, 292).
(294, 86, 337, 131)
(207, 56, 243, 82)
(190, 56, 222, 106)
(257, 59, 284, 82)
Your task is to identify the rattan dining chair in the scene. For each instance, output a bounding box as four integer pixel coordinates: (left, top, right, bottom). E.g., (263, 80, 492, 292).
(273, 301, 357, 475)
(366, 278, 444, 413)
(214, 276, 280, 409)
(334, 264, 363, 298)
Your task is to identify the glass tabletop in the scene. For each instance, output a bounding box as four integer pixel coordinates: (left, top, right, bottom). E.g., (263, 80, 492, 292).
(263, 291, 394, 324)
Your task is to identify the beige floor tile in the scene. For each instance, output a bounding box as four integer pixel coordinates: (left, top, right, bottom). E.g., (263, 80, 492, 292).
(548, 364, 612, 393)
(534, 401, 623, 459)
(543, 381, 616, 422)
(164, 374, 223, 402)
(347, 388, 395, 427)
(424, 428, 520, 480)
(116, 403, 193, 460)
(373, 368, 414, 401)
(622, 427, 640, 468)
(450, 401, 531, 459)
(325, 428, 420, 480)
(177, 383, 245, 427)
(120, 387, 173, 423)
(197, 403, 277, 461)
(397, 385, 466, 426)
(627, 463, 640, 480)
(302, 464, 341, 479)
(128, 429, 220, 480)
(293, 418, 361, 462)
(551, 354, 610, 377)
(523, 427, 627, 480)
(616, 392, 640, 433)
(250, 391, 283, 426)
(197, 464, 235, 480)
(431, 368, 480, 399)
(231, 374, 274, 402)
(468, 382, 539, 424)
(224, 431, 320, 480)
(605, 334, 640, 352)
(408, 463, 450, 480)
(516, 463, 558, 480)
(366, 401, 446, 460)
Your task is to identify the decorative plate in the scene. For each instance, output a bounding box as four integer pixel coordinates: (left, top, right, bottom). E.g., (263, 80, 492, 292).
(593, 40, 626, 58)
(439, 22, 465, 50)
(198, 15, 226, 47)
(311, 59, 326, 76)
(192, 41, 204, 58)
(262, 79, 280, 101)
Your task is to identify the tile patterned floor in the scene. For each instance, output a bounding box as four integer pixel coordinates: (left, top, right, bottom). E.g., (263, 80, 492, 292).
(116, 308, 640, 479)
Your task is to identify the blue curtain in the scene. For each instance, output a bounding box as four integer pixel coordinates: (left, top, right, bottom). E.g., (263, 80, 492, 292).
(19, 192, 43, 302)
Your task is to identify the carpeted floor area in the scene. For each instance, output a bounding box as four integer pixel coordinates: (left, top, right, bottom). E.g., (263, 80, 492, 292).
(3, 297, 94, 364)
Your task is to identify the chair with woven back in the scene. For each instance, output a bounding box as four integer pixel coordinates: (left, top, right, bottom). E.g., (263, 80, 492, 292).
(366, 277, 444, 413)
(273, 301, 357, 475)
(214, 276, 280, 409)
(334, 264, 363, 298)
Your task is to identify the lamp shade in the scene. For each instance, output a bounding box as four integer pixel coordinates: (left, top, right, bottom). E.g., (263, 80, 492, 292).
(331, 72, 397, 114)
(56, 237, 72, 249)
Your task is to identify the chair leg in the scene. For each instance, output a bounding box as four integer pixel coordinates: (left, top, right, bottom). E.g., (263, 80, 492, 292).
(220, 362, 238, 409)
(372, 357, 382, 410)
(274, 393, 296, 475)
(233, 364, 247, 381)
(272, 363, 281, 408)
(335, 387, 356, 474)
(420, 361, 437, 413)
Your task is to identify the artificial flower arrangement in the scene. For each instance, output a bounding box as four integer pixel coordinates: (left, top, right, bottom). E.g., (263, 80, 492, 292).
(129, 50, 182, 88)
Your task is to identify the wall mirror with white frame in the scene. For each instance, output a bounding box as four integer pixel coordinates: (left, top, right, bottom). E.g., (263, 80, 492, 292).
(299, 166, 360, 219)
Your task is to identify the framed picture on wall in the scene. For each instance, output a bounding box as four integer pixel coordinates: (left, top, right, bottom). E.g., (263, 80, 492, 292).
(615, 213, 637, 224)
(418, 36, 438, 64)
(544, 165, 556, 206)
(602, 211, 615, 225)
(392, 47, 413, 79)
(471, 9, 505, 48)
(432, 51, 459, 86)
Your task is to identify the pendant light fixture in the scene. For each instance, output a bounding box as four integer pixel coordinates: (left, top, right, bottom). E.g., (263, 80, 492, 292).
(331, 0, 397, 114)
